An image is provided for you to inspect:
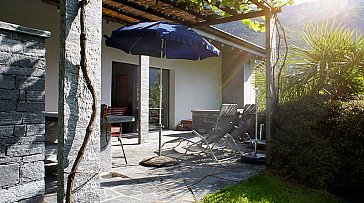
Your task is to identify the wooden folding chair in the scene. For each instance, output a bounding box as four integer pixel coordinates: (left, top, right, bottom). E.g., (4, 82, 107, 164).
(107, 106, 128, 164)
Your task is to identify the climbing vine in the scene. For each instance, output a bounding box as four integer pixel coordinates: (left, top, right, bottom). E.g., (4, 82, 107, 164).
(65, 0, 98, 202)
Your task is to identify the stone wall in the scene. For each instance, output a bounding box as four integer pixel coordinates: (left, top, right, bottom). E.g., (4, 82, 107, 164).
(0, 21, 50, 202)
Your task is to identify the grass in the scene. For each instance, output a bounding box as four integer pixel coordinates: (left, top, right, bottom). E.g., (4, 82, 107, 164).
(201, 173, 343, 203)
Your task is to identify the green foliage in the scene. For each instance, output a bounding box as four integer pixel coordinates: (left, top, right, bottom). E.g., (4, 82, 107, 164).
(322, 100, 364, 199)
(242, 19, 266, 32)
(187, 0, 294, 32)
(201, 173, 340, 203)
(149, 71, 161, 108)
(253, 61, 267, 111)
(272, 95, 335, 188)
(271, 95, 364, 201)
(282, 21, 364, 100)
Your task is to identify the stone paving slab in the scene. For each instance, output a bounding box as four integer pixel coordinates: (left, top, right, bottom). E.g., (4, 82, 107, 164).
(45, 130, 264, 202)
(99, 131, 265, 202)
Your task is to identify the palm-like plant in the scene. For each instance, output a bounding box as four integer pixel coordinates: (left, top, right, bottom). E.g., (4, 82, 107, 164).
(283, 21, 364, 100)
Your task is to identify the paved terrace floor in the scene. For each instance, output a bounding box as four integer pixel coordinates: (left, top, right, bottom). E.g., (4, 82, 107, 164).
(45, 130, 265, 202)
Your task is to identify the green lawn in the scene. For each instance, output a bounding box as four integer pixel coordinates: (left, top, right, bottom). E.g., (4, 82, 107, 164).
(201, 174, 343, 203)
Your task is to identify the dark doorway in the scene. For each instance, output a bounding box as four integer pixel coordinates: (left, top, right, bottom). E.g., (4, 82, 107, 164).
(112, 62, 137, 132)
(111, 62, 170, 131)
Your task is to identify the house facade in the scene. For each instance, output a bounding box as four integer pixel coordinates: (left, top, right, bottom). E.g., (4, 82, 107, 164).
(0, 0, 272, 201)
(0, 0, 264, 132)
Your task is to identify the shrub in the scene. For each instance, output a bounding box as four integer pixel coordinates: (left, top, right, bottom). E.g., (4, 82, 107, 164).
(271, 95, 364, 201)
(282, 21, 364, 101)
(323, 100, 364, 199)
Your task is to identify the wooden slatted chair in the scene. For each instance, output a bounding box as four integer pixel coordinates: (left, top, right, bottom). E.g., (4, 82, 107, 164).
(107, 106, 128, 164)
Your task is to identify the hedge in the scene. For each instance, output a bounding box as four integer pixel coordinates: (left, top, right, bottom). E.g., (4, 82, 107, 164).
(270, 95, 364, 201)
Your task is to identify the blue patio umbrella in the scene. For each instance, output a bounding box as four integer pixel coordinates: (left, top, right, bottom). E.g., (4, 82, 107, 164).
(105, 21, 220, 158)
(105, 21, 220, 60)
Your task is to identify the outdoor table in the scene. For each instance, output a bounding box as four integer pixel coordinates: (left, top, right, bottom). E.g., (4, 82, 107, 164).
(103, 115, 135, 165)
(102, 115, 135, 136)
(106, 115, 135, 124)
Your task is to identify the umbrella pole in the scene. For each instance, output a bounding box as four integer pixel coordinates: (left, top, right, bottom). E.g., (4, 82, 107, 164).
(158, 39, 165, 156)
(158, 68, 163, 156)
(254, 88, 259, 154)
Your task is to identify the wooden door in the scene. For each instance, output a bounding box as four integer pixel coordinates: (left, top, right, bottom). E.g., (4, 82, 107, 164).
(115, 74, 128, 107)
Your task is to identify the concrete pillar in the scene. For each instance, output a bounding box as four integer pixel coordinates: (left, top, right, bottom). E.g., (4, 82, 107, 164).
(138, 55, 149, 144)
(58, 0, 102, 202)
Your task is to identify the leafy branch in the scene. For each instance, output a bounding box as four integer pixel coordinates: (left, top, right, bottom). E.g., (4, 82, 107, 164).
(187, 0, 294, 32)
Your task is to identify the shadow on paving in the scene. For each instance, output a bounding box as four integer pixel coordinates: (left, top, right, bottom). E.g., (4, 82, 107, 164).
(101, 134, 265, 202)
(44, 130, 265, 202)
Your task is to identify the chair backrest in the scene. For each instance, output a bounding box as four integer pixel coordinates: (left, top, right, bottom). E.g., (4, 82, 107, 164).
(242, 104, 256, 116)
(206, 104, 238, 144)
(108, 106, 127, 116)
(101, 104, 108, 119)
(214, 104, 238, 131)
(230, 104, 256, 140)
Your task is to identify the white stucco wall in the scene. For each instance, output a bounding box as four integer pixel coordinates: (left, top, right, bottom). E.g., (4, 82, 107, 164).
(1, 0, 223, 128)
(155, 57, 222, 128)
(244, 59, 256, 105)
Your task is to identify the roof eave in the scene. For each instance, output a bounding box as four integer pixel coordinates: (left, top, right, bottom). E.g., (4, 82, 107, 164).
(195, 26, 266, 58)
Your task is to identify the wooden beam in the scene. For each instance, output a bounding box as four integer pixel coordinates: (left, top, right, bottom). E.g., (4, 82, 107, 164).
(248, 0, 271, 10)
(157, 0, 217, 21)
(102, 7, 140, 23)
(102, 3, 151, 22)
(194, 28, 265, 57)
(214, 1, 240, 16)
(103, 14, 130, 24)
(191, 10, 265, 27)
(265, 12, 277, 166)
(190, 7, 280, 27)
(110, 0, 187, 24)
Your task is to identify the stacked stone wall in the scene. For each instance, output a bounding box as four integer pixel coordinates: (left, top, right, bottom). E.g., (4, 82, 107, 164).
(0, 21, 50, 202)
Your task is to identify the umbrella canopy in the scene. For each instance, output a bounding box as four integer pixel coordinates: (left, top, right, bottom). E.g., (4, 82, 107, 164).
(105, 21, 220, 60)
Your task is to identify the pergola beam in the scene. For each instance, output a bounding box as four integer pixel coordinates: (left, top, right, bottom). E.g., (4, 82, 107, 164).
(158, 0, 217, 21)
(190, 7, 280, 27)
(248, 0, 271, 10)
(110, 0, 187, 24)
(103, 3, 151, 22)
(103, 14, 131, 24)
(102, 7, 140, 23)
(214, 1, 241, 16)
